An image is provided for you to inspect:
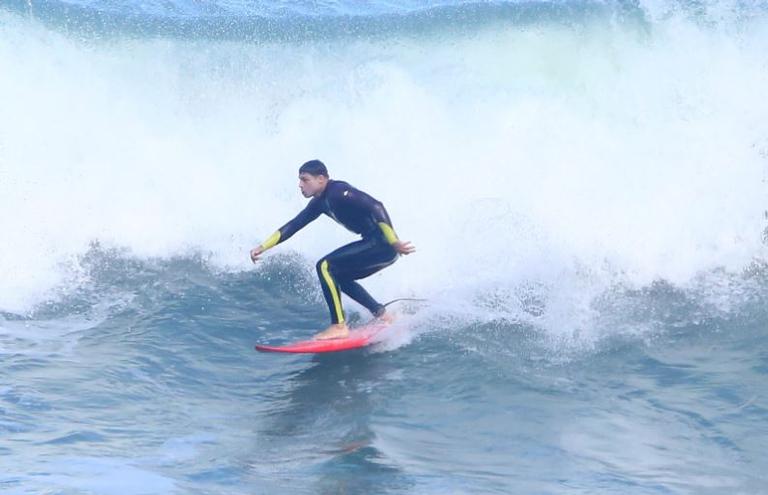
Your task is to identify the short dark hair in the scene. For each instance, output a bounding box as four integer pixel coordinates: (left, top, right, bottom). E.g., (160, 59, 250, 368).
(299, 159, 328, 177)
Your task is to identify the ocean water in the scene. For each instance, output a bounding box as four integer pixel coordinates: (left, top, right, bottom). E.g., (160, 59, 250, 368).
(2, 0, 768, 493)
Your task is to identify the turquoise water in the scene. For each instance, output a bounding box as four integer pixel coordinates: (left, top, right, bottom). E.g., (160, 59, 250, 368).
(2, 254, 768, 493)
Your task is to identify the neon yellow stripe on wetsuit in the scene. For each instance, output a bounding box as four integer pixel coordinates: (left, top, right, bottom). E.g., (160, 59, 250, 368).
(378, 222, 399, 245)
(260, 231, 281, 250)
(320, 260, 345, 324)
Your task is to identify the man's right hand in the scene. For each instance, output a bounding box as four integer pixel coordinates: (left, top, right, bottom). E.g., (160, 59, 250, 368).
(250, 246, 265, 263)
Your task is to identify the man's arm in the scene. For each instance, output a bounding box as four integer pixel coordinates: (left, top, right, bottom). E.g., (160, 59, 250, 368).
(250, 200, 321, 262)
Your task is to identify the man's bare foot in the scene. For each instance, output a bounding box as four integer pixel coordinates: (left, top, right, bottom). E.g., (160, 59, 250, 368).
(375, 311, 396, 324)
(313, 323, 350, 340)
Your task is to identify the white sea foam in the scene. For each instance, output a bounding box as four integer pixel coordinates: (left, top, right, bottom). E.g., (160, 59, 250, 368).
(1, 10, 767, 335)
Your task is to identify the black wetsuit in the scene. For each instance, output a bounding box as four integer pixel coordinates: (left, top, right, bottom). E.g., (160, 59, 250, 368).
(262, 180, 400, 324)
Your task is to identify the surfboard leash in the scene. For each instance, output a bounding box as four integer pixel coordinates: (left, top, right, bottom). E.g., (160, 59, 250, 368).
(383, 298, 429, 307)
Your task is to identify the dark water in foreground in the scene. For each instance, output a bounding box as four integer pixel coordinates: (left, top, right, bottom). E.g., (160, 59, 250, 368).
(2, 255, 767, 494)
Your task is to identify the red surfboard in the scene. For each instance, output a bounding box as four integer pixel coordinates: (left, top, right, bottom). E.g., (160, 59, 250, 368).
(255, 322, 390, 354)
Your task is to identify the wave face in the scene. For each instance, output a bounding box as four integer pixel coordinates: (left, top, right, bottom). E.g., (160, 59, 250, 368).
(2, 1, 768, 493)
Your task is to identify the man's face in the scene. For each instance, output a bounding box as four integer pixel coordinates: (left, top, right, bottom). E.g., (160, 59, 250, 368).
(299, 173, 327, 198)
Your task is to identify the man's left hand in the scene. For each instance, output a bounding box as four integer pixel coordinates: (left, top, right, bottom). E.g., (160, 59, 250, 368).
(393, 240, 416, 255)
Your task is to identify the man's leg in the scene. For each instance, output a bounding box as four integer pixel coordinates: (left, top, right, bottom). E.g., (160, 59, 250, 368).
(314, 257, 348, 340)
(314, 239, 398, 339)
(337, 279, 387, 318)
(331, 239, 398, 316)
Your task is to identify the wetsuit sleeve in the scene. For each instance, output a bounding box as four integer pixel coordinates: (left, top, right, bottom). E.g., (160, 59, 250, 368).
(339, 187, 400, 245)
(260, 199, 322, 251)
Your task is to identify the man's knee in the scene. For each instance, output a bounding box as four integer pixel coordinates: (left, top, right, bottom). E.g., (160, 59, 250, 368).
(316, 259, 335, 284)
(317, 258, 342, 280)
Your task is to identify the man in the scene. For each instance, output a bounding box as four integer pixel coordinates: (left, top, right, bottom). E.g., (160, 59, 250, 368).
(250, 160, 415, 340)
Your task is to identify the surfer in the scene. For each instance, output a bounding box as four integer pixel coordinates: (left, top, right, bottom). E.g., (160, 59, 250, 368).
(250, 160, 416, 340)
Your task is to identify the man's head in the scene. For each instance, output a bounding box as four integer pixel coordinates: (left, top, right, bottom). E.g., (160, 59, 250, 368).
(298, 159, 329, 198)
